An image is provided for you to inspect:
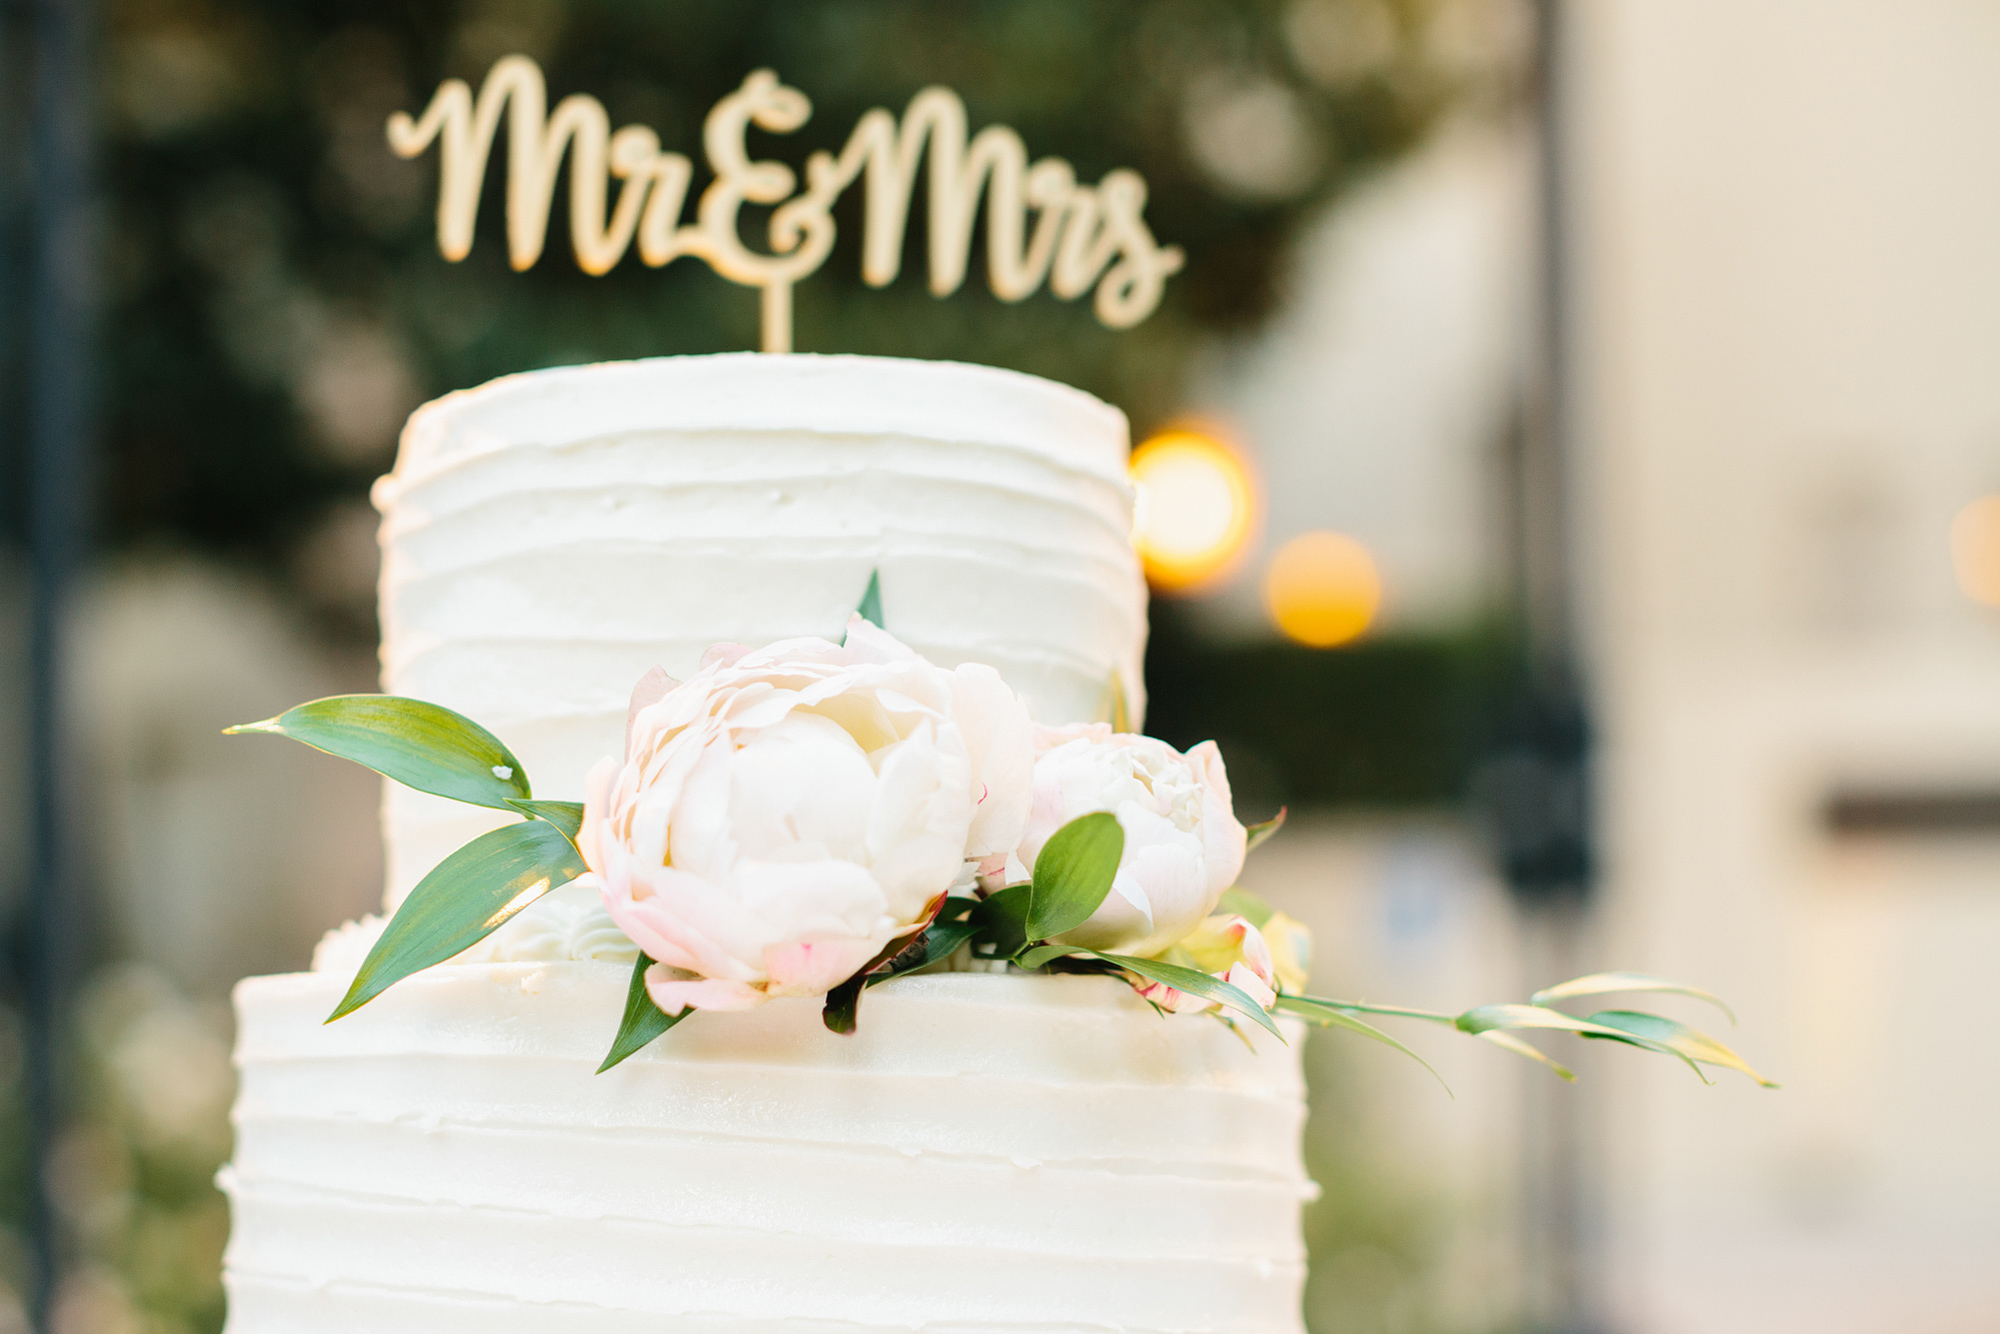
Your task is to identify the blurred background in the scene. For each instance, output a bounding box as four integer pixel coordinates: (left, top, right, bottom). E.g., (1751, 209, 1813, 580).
(2, 1, 1998, 1331)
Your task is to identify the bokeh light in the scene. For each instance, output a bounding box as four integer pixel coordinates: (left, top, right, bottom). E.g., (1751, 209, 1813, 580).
(1950, 495, 2000, 606)
(1130, 428, 1257, 591)
(1264, 530, 1381, 647)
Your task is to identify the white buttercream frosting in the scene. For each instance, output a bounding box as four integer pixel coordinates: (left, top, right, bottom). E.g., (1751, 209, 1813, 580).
(373, 353, 1148, 908)
(223, 968, 1309, 1334)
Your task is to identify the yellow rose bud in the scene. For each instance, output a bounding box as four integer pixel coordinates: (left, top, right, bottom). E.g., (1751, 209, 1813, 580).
(1178, 913, 1258, 976)
(1259, 911, 1313, 993)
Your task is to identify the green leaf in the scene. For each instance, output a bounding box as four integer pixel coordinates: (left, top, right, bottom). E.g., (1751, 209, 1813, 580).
(1476, 1029, 1576, 1082)
(507, 798, 583, 843)
(1215, 886, 1276, 928)
(1244, 806, 1287, 854)
(1583, 1010, 1779, 1087)
(1016, 943, 1083, 970)
(328, 820, 585, 1021)
(1530, 971, 1737, 1025)
(871, 917, 982, 985)
(822, 927, 926, 1035)
(228, 695, 530, 811)
(1454, 1003, 1705, 1079)
(969, 884, 1032, 958)
(821, 972, 867, 1035)
(1097, 953, 1284, 1041)
(1274, 994, 1450, 1093)
(854, 569, 884, 630)
(1026, 812, 1125, 941)
(597, 953, 688, 1073)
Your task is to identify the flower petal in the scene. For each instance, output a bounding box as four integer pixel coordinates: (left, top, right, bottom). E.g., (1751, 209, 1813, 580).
(954, 663, 1035, 859)
(762, 937, 883, 999)
(646, 970, 766, 1014)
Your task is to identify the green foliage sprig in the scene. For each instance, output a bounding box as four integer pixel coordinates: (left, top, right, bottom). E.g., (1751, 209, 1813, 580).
(329, 819, 585, 1022)
(1272, 988, 1778, 1091)
(1240, 890, 1779, 1092)
(918, 827, 1776, 1092)
(227, 695, 588, 1022)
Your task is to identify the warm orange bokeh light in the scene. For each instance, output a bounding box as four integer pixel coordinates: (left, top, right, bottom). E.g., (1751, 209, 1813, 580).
(1130, 429, 1256, 591)
(1951, 495, 2000, 607)
(1264, 531, 1381, 647)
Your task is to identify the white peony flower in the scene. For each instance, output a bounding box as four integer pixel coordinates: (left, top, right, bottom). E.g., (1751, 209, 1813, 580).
(1010, 723, 1248, 957)
(579, 619, 1032, 1014)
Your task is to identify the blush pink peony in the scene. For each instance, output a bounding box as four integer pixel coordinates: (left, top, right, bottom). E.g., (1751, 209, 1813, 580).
(1008, 723, 1248, 957)
(576, 619, 1032, 1015)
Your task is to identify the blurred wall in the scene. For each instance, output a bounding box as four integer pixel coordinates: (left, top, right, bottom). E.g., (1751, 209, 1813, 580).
(1569, 3, 2000, 1330)
(1188, 112, 1534, 637)
(73, 557, 383, 992)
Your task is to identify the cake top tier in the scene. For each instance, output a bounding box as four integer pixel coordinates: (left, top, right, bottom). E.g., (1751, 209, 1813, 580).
(378, 352, 1132, 499)
(371, 353, 1148, 908)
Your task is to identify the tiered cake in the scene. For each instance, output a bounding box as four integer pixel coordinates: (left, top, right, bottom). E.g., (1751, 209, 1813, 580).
(221, 354, 1311, 1332)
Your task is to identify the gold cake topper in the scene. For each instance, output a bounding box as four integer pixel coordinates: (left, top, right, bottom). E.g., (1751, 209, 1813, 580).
(388, 56, 1185, 352)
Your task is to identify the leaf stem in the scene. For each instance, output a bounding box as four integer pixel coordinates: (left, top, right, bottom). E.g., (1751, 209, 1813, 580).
(1277, 994, 1458, 1025)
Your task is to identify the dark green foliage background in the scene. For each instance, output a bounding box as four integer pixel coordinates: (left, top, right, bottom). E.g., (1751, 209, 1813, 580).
(98, 0, 1455, 585)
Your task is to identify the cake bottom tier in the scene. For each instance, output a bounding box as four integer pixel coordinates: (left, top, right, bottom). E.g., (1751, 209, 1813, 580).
(223, 966, 1311, 1333)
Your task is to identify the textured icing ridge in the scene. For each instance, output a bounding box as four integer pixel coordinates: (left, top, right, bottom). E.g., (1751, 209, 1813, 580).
(223, 969, 1309, 1334)
(373, 354, 1148, 907)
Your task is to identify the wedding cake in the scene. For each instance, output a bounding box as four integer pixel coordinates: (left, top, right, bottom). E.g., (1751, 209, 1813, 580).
(220, 354, 1314, 1333)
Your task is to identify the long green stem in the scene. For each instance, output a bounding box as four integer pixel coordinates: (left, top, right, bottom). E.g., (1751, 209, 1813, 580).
(1276, 993, 1457, 1025)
